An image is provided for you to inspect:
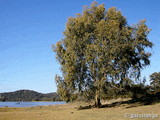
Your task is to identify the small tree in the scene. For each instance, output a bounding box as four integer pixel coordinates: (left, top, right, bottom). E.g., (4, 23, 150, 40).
(150, 72, 160, 93)
(53, 2, 152, 107)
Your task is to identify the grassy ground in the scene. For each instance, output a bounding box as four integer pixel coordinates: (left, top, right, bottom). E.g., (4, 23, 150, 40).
(0, 99, 160, 120)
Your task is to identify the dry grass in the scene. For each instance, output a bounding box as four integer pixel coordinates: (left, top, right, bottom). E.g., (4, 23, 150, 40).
(0, 99, 160, 120)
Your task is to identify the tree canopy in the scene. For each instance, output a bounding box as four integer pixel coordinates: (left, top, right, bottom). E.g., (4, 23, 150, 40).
(53, 2, 153, 107)
(150, 72, 160, 92)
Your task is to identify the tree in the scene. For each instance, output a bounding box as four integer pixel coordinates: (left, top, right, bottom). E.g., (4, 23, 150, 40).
(150, 72, 160, 92)
(53, 2, 152, 107)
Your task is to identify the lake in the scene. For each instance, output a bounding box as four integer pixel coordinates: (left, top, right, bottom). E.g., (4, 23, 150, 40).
(0, 101, 66, 107)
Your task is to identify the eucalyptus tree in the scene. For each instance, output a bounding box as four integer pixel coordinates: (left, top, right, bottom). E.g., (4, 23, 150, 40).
(53, 2, 152, 107)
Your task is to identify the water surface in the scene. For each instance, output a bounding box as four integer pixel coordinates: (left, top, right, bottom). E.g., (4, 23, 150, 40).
(0, 101, 65, 107)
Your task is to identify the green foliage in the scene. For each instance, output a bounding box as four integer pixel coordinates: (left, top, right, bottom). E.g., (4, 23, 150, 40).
(0, 90, 60, 101)
(0, 95, 6, 101)
(150, 72, 160, 92)
(53, 2, 152, 106)
(55, 75, 74, 102)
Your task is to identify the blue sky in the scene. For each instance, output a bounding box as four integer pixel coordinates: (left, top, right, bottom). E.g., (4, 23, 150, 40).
(0, 0, 159, 93)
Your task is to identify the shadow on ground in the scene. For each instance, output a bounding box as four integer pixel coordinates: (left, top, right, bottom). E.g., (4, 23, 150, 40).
(77, 92, 160, 110)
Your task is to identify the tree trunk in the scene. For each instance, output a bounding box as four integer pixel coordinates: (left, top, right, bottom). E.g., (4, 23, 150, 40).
(94, 90, 101, 108)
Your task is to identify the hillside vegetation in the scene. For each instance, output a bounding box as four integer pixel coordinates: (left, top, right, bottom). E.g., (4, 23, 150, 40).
(0, 90, 60, 101)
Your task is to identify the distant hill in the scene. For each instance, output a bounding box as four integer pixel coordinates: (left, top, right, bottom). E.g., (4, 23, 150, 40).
(0, 90, 60, 102)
